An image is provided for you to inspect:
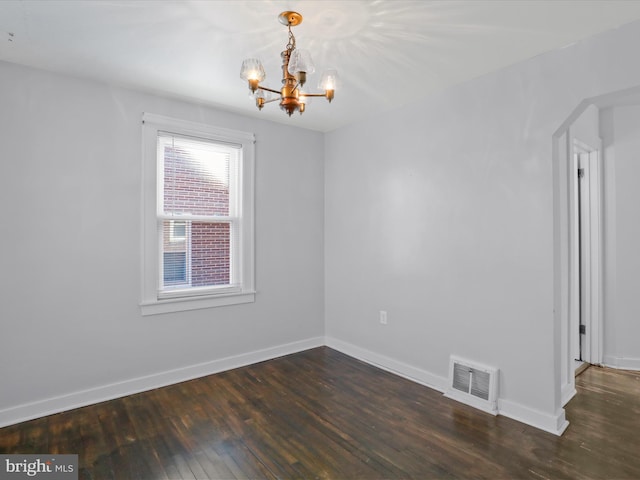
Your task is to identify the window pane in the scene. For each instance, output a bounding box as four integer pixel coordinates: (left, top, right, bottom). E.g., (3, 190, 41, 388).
(162, 136, 230, 216)
(161, 220, 230, 289)
(162, 221, 189, 286)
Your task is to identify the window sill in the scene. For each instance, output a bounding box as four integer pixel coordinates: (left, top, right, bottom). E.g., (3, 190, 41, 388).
(140, 291, 256, 316)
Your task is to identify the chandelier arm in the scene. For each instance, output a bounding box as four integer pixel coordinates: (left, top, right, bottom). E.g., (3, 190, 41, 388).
(302, 92, 330, 97)
(257, 85, 281, 95)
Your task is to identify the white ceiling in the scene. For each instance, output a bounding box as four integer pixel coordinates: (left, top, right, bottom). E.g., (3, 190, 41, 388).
(2, 1, 640, 132)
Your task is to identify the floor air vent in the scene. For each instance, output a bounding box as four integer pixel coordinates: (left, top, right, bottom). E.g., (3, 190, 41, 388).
(444, 356, 499, 415)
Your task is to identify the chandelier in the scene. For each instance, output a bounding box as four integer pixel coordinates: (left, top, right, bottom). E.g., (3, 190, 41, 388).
(240, 11, 338, 116)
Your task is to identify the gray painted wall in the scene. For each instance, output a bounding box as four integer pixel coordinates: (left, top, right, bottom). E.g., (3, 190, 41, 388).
(324, 19, 640, 429)
(0, 61, 325, 422)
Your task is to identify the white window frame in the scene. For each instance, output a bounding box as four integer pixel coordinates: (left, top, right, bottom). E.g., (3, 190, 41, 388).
(141, 113, 255, 315)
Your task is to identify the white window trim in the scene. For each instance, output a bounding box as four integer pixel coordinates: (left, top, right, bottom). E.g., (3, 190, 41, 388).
(140, 113, 255, 315)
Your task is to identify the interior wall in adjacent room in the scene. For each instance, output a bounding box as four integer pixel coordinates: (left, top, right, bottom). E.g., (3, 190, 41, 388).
(600, 104, 640, 370)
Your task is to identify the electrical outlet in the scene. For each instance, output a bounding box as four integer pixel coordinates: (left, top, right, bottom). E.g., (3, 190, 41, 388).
(379, 310, 388, 325)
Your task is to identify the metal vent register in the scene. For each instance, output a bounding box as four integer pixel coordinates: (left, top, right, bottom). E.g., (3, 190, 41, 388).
(446, 356, 499, 414)
(452, 362, 491, 400)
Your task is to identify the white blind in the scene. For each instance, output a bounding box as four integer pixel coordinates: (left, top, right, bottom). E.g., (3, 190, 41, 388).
(157, 132, 240, 296)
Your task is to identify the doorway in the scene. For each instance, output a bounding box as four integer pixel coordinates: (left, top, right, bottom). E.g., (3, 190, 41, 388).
(554, 85, 640, 432)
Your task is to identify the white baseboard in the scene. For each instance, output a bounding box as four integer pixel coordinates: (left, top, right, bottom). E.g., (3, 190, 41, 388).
(326, 336, 569, 436)
(444, 390, 497, 416)
(498, 399, 569, 436)
(325, 336, 448, 392)
(0, 336, 324, 428)
(603, 355, 640, 371)
(0, 335, 572, 437)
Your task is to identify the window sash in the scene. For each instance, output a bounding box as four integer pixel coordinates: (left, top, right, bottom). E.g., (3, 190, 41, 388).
(157, 133, 239, 296)
(157, 132, 240, 218)
(157, 218, 240, 298)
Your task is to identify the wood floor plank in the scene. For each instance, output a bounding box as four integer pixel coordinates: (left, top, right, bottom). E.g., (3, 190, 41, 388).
(78, 408, 115, 480)
(1, 348, 640, 479)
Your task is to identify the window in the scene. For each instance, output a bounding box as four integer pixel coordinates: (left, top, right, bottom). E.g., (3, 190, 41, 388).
(141, 113, 255, 315)
(169, 220, 187, 242)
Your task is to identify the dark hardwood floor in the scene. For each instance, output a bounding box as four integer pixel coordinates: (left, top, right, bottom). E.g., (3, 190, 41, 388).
(1, 347, 639, 479)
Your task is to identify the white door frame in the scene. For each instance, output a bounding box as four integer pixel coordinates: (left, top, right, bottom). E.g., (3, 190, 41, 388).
(570, 139, 603, 366)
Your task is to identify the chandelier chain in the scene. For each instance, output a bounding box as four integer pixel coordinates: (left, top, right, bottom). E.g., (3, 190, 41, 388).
(286, 26, 296, 53)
